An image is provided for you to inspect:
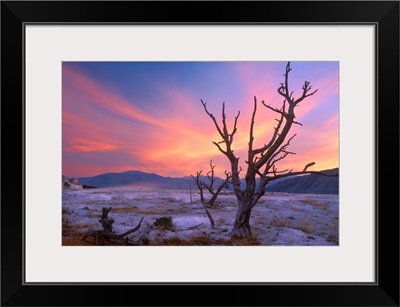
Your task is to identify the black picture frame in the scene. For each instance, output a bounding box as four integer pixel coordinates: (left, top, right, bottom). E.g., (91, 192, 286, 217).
(1, 1, 399, 306)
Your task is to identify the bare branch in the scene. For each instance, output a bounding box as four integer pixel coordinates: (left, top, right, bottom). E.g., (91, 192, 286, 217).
(207, 170, 232, 206)
(261, 101, 286, 117)
(203, 206, 215, 229)
(107, 217, 144, 239)
(221, 102, 240, 145)
(221, 102, 229, 139)
(231, 110, 241, 144)
(266, 151, 291, 174)
(206, 160, 216, 191)
(248, 97, 257, 154)
(212, 141, 227, 155)
(294, 81, 318, 105)
(200, 99, 225, 139)
(303, 162, 316, 172)
(201, 99, 240, 161)
(264, 134, 297, 173)
(276, 62, 318, 109)
(277, 62, 293, 104)
(191, 171, 205, 203)
(253, 99, 287, 156)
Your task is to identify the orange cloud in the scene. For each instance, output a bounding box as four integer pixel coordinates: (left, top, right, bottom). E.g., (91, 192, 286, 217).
(68, 138, 120, 152)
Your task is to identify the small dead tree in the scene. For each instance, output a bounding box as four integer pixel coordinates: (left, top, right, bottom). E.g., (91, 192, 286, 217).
(191, 171, 206, 204)
(191, 170, 215, 229)
(191, 161, 232, 229)
(204, 160, 232, 208)
(82, 207, 144, 245)
(201, 62, 337, 237)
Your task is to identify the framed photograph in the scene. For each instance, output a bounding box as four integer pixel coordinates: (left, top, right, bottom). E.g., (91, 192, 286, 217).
(2, 1, 399, 306)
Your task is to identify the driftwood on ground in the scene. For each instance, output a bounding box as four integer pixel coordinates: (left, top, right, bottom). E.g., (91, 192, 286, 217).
(82, 207, 144, 245)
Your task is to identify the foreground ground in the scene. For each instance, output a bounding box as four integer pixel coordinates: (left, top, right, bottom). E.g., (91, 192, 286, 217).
(62, 187, 339, 246)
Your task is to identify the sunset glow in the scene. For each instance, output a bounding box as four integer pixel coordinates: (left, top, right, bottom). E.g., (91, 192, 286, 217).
(62, 61, 339, 178)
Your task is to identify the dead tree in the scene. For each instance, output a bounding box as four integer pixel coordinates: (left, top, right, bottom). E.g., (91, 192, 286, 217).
(191, 171, 206, 204)
(191, 160, 232, 208)
(190, 170, 215, 229)
(190, 162, 231, 229)
(203, 160, 232, 208)
(201, 62, 337, 237)
(82, 207, 144, 245)
(191, 161, 232, 207)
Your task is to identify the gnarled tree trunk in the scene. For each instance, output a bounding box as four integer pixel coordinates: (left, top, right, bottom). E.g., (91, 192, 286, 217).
(231, 203, 252, 237)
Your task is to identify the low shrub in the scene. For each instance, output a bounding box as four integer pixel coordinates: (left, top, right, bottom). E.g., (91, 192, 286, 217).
(154, 216, 174, 230)
(62, 207, 74, 214)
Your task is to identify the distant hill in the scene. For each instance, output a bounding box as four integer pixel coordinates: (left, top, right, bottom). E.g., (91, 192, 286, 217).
(77, 168, 338, 194)
(265, 168, 339, 194)
(77, 170, 226, 190)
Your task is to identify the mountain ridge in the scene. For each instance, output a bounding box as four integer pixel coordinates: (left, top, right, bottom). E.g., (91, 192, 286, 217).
(265, 168, 339, 194)
(76, 168, 338, 194)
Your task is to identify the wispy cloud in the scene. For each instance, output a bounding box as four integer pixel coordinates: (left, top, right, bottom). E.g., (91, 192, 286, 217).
(62, 62, 339, 177)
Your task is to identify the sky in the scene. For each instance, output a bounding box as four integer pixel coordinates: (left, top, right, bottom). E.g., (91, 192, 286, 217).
(62, 61, 339, 178)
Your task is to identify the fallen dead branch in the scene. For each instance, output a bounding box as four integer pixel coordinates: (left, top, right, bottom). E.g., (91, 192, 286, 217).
(82, 207, 144, 245)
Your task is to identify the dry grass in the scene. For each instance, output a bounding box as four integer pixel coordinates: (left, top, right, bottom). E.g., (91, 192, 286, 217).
(62, 233, 90, 246)
(327, 234, 339, 244)
(63, 232, 262, 246)
(191, 235, 214, 245)
(150, 234, 260, 246)
(85, 207, 139, 217)
(256, 198, 267, 204)
(130, 196, 152, 202)
(154, 236, 184, 245)
(62, 216, 73, 233)
(269, 217, 291, 228)
(62, 216, 89, 246)
(86, 210, 101, 218)
(231, 235, 260, 246)
(135, 209, 174, 215)
(298, 199, 329, 210)
(80, 222, 98, 230)
(84, 200, 100, 205)
(63, 214, 98, 245)
(62, 207, 74, 214)
(159, 196, 179, 203)
(110, 207, 134, 214)
(296, 219, 314, 233)
(153, 235, 213, 246)
(291, 206, 306, 213)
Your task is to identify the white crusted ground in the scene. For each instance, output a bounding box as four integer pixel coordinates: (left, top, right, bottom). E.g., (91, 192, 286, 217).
(62, 187, 339, 246)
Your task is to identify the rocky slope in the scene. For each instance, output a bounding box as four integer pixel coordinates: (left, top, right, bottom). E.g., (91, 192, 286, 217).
(62, 175, 82, 190)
